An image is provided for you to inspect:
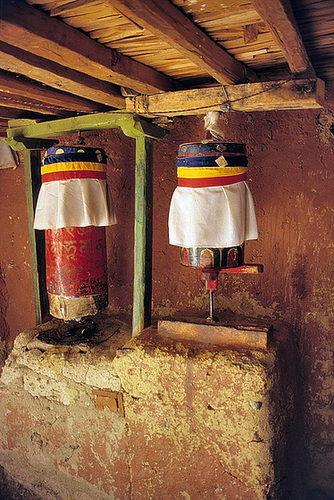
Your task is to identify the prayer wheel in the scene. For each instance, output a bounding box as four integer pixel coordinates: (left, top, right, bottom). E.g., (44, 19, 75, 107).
(169, 141, 258, 269)
(34, 145, 116, 320)
(45, 226, 108, 320)
(168, 141, 260, 321)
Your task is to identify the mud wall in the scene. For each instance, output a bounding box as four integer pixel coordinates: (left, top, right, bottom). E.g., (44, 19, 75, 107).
(0, 84, 333, 496)
(0, 161, 35, 350)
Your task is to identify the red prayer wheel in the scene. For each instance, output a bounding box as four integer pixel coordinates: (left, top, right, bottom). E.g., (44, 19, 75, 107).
(45, 226, 108, 320)
(34, 145, 114, 321)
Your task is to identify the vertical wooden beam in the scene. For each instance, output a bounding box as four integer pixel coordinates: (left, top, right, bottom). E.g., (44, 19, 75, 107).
(132, 135, 153, 336)
(23, 149, 48, 324)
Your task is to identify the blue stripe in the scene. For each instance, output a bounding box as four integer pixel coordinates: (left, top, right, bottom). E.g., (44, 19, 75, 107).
(176, 155, 247, 168)
(47, 146, 105, 155)
(178, 142, 246, 155)
(43, 153, 107, 165)
(44, 146, 107, 165)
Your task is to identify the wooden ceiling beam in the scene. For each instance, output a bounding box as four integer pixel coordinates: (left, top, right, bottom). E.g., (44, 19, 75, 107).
(0, 0, 176, 93)
(0, 42, 125, 109)
(126, 79, 325, 116)
(105, 0, 258, 84)
(0, 71, 110, 113)
(0, 93, 69, 116)
(0, 106, 55, 121)
(249, 0, 315, 75)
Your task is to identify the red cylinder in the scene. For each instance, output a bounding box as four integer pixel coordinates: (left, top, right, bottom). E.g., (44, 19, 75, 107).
(45, 226, 108, 320)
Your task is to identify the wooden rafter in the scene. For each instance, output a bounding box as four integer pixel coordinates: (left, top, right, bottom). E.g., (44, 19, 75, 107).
(0, 71, 109, 113)
(0, 106, 50, 120)
(0, 93, 68, 116)
(126, 79, 325, 117)
(0, 0, 176, 94)
(249, 0, 315, 75)
(0, 42, 125, 109)
(105, 0, 258, 84)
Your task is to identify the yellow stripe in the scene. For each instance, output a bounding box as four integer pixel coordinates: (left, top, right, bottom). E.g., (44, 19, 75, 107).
(177, 166, 248, 179)
(41, 161, 106, 175)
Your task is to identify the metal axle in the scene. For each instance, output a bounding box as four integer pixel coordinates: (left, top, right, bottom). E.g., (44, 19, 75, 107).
(207, 290, 218, 323)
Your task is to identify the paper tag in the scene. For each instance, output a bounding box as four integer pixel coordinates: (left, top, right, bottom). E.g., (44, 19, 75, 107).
(215, 155, 228, 167)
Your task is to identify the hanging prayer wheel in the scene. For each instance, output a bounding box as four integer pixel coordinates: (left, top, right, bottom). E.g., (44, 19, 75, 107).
(34, 145, 116, 320)
(169, 141, 258, 269)
(169, 140, 262, 322)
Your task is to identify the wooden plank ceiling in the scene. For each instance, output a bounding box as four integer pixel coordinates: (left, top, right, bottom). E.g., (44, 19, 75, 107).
(0, 0, 332, 123)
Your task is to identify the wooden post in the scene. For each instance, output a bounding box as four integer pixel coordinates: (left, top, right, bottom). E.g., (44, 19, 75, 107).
(132, 135, 153, 336)
(23, 149, 48, 324)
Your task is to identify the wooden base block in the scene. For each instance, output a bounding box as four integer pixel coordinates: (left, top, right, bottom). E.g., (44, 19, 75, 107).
(158, 320, 269, 349)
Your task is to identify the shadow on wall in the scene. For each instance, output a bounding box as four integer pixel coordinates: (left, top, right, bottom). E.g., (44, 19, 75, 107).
(307, 490, 334, 500)
(0, 264, 9, 369)
(0, 465, 42, 500)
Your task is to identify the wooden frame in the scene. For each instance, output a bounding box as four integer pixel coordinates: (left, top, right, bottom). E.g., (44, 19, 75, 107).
(6, 113, 166, 336)
(0, 70, 110, 113)
(0, 42, 125, 108)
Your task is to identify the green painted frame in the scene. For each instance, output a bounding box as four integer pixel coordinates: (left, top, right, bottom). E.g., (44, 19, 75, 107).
(5, 112, 166, 336)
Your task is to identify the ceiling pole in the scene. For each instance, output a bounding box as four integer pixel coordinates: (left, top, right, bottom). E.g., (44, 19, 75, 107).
(105, 0, 257, 84)
(249, 0, 315, 75)
(126, 79, 325, 117)
(0, 0, 176, 93)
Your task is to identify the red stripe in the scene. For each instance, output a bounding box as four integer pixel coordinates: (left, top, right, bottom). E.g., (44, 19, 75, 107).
(42, 170, 106, 183)
(178, 173, 247, 187)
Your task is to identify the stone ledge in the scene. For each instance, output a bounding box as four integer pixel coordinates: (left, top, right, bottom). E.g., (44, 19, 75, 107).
(1, 313, 131, 402)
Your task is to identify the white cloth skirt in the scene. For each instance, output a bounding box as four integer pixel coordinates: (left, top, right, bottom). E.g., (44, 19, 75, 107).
(168, 182, 258, 247)
(34, 178, 116, 229)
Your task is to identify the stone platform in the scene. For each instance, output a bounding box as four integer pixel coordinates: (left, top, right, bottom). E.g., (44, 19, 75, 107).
(0, 314, 295, 499)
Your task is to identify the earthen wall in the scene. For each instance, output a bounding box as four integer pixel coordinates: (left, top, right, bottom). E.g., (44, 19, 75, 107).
(0, 84, 333, 495)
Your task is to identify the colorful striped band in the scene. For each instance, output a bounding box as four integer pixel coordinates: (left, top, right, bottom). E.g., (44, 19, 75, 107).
(176, 156, 247, 168)
(42, 171, 107, 183)
(41, 161, 107, 183)
(41, 161, 106, 175)
(178, 173, 247, 187)
(177, 166, 247, 179)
